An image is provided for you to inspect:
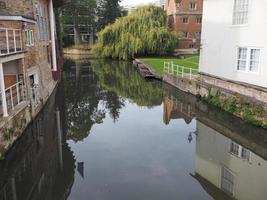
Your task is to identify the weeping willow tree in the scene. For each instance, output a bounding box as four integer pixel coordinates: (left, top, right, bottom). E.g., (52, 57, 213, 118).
(93, 5, 179, 60)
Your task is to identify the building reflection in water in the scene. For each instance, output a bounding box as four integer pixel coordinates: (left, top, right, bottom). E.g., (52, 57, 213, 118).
(0, 84, 75, 200)
(163, 84, 267, 200)
(163, 95, 196, 125)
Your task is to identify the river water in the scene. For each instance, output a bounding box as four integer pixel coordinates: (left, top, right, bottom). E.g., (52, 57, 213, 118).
(0, 59, 267, 200)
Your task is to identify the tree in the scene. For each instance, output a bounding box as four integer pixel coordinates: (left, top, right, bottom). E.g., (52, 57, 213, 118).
(93, 5, 179, 60)
(96, 0, 123, 31)
(61, 0, 97, 45)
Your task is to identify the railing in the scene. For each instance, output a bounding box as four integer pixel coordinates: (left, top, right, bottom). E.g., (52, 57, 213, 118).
(0, 81, 25, 116)
(0, 28, 23, 56)
(164, 62, 199, 80)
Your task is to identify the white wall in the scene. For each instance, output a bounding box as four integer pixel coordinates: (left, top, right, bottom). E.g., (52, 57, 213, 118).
(195, 121, 267, 200)
(199, 0, 267, 88)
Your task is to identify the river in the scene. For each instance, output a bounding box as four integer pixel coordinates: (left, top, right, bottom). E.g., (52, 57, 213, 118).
(0, 59, 267, 200)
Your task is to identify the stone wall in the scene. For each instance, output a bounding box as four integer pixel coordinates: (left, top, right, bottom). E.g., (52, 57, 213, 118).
(163, 73, 267, 127)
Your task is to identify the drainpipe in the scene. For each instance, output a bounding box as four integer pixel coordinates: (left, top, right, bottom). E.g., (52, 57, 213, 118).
(49, 0, 57, 72)
(0, 62, 8, 117)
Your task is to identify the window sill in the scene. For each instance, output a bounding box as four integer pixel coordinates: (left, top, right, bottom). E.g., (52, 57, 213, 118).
(230, 24, 249, 28)
(236, 69, 260, 75)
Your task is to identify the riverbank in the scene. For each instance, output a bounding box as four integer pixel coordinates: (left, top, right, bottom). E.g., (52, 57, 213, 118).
(63, 44, 95, 58)
(133, 58, 267, 129)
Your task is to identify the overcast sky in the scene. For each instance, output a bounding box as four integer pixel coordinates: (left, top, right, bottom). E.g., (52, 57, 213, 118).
(120, 0, 156, 6)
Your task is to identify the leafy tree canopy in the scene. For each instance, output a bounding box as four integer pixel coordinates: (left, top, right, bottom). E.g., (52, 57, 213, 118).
(96, 0, 124, 31)
(93, 5, 179, 60)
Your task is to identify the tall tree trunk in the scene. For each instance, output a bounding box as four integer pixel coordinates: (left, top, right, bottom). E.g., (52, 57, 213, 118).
(73, 12, 81, 45)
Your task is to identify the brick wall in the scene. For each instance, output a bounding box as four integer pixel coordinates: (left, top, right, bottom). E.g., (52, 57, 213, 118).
(1, 0, 56, 116)
(0, 0, 35, 19)
(165, 0, 203, 49)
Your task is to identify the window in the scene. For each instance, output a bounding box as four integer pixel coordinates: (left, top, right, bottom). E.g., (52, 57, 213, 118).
(241, 148, 251, 161)
(237, 47, 260, 72)
(194, 31, 201, 39)
(190, 2, 197, 10)
(181, 32, 189, 38)
(196, 17, 202, 24)
(182, 17, 189, 23)
(250, 49, 260, 72)
(229, 141, 251, 161)
(189, 44, 194, 48)
(221, 167, 234, 196)
(237, 48, 247, 71)
(25, 30, 34, 46)
(37, 3, 49, 41)
(230, 142, 239, 156)
(233, 0, 249, 25)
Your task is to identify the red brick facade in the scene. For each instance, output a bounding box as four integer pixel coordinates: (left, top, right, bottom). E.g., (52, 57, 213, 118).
(0, 0, 59, 118)
(165, 0, 203, 50)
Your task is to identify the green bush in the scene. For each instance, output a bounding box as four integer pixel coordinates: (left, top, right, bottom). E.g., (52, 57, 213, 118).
(203, 88, 266, 128)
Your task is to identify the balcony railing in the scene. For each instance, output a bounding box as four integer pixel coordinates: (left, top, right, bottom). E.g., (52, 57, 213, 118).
(0, 81, 25, 117)
(0, 28, 23, 56)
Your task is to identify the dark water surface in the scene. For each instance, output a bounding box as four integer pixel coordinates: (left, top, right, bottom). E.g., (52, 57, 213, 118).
(0, 59, 267, 200)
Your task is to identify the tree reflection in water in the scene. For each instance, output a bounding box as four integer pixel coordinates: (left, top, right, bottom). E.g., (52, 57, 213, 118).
(64, 59, 163, 142)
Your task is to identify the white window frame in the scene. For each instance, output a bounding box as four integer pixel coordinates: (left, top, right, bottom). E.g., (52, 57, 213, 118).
(25, 29, 34, 46)
(229, 140, 251, 162)
(190, 2, 197, 10)
(196, 16, 202, 24)
(181, 16, 189, 24)
(232, 0, 249, 25)
(181, 32, 189, 38)
(236, 47, 261, 74)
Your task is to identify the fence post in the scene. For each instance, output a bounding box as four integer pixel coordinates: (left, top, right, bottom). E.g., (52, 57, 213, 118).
(190, 68, 192, 80)
(10, 87, 14, 109)
(13, 30, 16, 53)
(20, 30, 22, 51)
(176, 65, 178, 76)
(6, 29, 9, 54)
(182, 67, 184, 78)
(16, 83, 20, 103)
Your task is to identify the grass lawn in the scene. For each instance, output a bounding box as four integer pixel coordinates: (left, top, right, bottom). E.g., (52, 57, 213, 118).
(139, 55, 199, 76)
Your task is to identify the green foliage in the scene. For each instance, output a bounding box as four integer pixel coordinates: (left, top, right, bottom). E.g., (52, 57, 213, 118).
(91, 60, 163, 107)
(61, 0, 97, 45)
(2, 128, 14, 141)
(96, 0, 125, 31)
(203, 88, 267, 128)
(93, 5, 179, 60)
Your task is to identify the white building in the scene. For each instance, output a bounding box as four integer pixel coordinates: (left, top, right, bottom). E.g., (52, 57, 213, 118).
(199, 0, 267, 88)
(195, 121, 267, 200)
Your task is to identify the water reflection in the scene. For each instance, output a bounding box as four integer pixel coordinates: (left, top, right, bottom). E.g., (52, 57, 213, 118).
(0, 58, 266, 200)
(164, 84, 267, 200)
(64, 59, 163, 142)
(0, 85, 75, 200)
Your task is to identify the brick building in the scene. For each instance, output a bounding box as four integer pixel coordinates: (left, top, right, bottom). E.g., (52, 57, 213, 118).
(164, 0, 203, 51)
(0, 0, 63, 141)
